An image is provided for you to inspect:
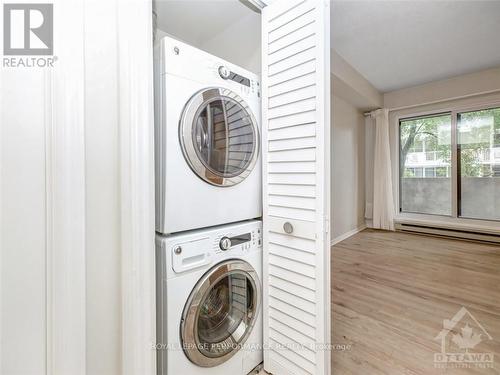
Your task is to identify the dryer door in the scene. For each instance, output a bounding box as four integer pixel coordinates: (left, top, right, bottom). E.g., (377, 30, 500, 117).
(180, 260, 260, 367)
(179, 87, 260, 187)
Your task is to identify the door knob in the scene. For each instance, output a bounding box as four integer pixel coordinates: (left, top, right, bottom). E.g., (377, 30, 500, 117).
(283, 222, 294, 234)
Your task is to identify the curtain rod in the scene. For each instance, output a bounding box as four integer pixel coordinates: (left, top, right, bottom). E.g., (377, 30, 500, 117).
(363, 110, 380, 117)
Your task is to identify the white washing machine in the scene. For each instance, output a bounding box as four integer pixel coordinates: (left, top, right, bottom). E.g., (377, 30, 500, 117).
(156, 220, 263, 375)
(155, 36, 262, 234)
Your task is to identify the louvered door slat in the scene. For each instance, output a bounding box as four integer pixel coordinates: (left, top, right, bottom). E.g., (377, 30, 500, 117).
(268, 123, 316, 141)
(268, 7, 316, 43)
(268, 60, 316, 89)
(267, 184, 315, 198)
(269, 286, 316, 313)
(269, 72, 316, 97)
(268, 22, 316, 54)
(268, 35, 316, 66)
(269, 297, 316, 326)
(269, 243, 316, 266)
(268, 194, 316, 210)
(267, 0, 315, 31)
(268, 111, 316, 130)
(269, 85, 316, 109)
(268, 161, 316, 174)
(262, 1, 330, 374)
(269, 48, 316, 78)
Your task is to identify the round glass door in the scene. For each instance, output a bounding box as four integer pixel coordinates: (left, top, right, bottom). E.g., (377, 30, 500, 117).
(179, 88, 259, 187)
(180, 260, 260, 367)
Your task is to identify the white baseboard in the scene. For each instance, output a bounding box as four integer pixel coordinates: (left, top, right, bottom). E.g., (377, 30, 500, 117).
(330, 224, 367, 246)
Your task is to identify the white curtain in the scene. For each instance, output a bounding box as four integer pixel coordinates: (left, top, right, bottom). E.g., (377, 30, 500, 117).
(364, 115, 375, 219)
(366, 109, 395, 230)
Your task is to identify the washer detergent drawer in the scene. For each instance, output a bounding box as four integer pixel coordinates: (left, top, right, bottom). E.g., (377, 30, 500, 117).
(171, 238, 212, 273)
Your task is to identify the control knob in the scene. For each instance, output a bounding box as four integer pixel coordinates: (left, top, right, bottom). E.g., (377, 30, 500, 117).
(219, 237, 232, 251)
(218, 65, 230, 80)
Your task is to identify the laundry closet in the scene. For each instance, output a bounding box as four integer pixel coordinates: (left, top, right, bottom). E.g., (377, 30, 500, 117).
(154, 1, 332, 375)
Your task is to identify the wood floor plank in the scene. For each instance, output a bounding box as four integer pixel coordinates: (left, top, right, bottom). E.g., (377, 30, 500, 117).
(331, 229, 500, 375)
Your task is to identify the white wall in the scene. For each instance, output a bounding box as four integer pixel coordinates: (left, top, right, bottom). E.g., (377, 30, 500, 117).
(331, 90, 366, 240)
(329, 53, 381, 242)
(384, 66, 500, 109)
(200, 12, 261, 74)
(155, 3, 261, 74)
(332, 51, 383, 110)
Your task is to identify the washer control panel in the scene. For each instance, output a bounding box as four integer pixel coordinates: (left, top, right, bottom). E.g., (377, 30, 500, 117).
(165, 220, 262, 275)
(213, 224, 262, 254)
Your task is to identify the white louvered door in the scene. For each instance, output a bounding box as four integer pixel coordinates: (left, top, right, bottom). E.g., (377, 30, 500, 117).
(261, 0, 331, 374)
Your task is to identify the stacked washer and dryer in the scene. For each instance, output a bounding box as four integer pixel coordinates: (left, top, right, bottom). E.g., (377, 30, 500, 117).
(155, 36, 263, 375)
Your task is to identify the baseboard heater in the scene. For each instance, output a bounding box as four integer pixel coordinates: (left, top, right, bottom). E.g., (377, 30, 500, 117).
(395, 222, 500, 244)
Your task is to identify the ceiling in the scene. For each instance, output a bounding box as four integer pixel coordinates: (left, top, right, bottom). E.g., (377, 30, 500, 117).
(156, 1, 500, 94)
(331, 1, 500, 93)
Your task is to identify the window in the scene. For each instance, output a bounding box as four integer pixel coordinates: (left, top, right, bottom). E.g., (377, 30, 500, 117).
(399, 107, 500, 222)
(425, 151, 436, 161)
(458, 108, 500, 221)
(399, 114, 452, 216)
(409, 139, 424, 153)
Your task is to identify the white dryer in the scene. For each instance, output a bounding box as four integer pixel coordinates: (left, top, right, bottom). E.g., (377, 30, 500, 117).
(156, 220, 263, 375)
(155, 36, 262, 234)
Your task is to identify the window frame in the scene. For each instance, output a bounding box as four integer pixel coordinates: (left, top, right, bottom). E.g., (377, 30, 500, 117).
(395, 101, 500, 224)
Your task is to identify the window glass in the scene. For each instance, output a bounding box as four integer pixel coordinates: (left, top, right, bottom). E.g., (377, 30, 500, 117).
(400, 114, 452, 215)
(458, 108, 500, 221)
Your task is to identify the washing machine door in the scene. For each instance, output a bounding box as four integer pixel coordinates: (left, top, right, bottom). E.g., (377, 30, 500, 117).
(179, 87, 259, 187)
(180, 260, 261, 367)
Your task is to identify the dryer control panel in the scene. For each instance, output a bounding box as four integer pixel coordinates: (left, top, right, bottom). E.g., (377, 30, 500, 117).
(216, 65, 260, 97)
(160, 36, 260, 99)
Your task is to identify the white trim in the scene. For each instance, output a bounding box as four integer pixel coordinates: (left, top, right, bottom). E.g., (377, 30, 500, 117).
(389, 89, 500, 112)
(330, 225, 367, 246)
(46, 1, 86, 373)
(245, 0, 272, 9)
(319, 3, 332, 375)
(117, 1, 156, 375)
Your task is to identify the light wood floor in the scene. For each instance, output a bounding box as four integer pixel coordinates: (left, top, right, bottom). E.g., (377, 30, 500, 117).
(332, 229, 500, 374)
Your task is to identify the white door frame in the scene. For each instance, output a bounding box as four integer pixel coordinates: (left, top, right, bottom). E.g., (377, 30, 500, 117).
(117, 1, 156, 375)
(116, 1, 331, 374)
